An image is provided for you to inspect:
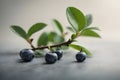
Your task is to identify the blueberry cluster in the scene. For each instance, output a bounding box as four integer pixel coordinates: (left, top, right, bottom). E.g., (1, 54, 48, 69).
(45, 49, 63, 64)
(19, 49, 86, 64)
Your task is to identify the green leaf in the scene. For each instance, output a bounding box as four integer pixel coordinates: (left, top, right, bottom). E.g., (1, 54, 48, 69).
(71, 34, 77, 40)
(48, 32, 57, 42)
(80, 29, 101, 38)
(85, 14, 92, 27)
(53, 34, 65, 44)
(37, 32, 48, 46)
(67, 26, 75, 32)
(52, 19, 63, 34)
(66, 7, 86, 32)
(48, 32, 65, 44)
(10, 25, 27, 40)
(27, 23, 47, 38)
(84, 27, 100, 31)
(69, 44, 92, 56)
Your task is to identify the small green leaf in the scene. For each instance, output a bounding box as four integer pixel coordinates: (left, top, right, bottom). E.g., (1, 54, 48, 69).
(37, 32, 48, 46)
(80, 29, 101, 38)
(48, 32, 57, 42)
(71, 34, 77, 40)
(85, 14, 92, 27)
(27, 23, 47, 38)
(84, 27, 100, 31)
(66, 7, 86, 32)
(10, 25, 27, 40)
(69, 44, 92, 56)
(52, 19, 63, 34)
(54, 34, 65, 44)
(67, 26, 75, 32)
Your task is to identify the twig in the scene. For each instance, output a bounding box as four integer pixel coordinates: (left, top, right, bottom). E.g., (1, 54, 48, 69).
(32, 39, 73, 51)
(27, 39, 35, 49)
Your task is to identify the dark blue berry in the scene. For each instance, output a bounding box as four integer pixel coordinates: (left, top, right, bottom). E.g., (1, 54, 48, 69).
(76, 52, 86, 62)
(54, 50, 63, 60)
(20, 49, 34, 62)
(45, 52, 58, 64)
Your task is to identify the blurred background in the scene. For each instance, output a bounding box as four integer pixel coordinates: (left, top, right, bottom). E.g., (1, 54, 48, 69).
(0, 0, 120, 52)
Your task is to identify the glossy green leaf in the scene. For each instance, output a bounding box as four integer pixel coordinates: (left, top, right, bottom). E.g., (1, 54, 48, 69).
(48, 32, 57, 42)
(69, 44, 92, 56)
(85, 14, 92, 27)
(27, 23, 47, 38)
(37, 32, 48, 46)
(10, 25, 27, 40)
(80, 29, 101, 38)
(66, 7, 86, 32)
(52, 19, 63, 34)
(53, 34, 65, 44)
(67, 26, 75, 32)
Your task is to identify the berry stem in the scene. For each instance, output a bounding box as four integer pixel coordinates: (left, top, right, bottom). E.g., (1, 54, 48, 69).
(32, 39, 73, 51)
(80, 48, 82, 52)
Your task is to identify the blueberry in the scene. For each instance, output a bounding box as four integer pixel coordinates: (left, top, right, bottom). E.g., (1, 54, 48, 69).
(45, 52, 58, 64)
(76, 52, 86, 62)
(54, 50, 63, 60)
(20, 49, 34, 62)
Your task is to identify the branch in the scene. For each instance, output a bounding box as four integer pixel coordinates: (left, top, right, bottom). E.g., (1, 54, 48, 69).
(32, 39, 73, 51)
(27, 38, 35, 49)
